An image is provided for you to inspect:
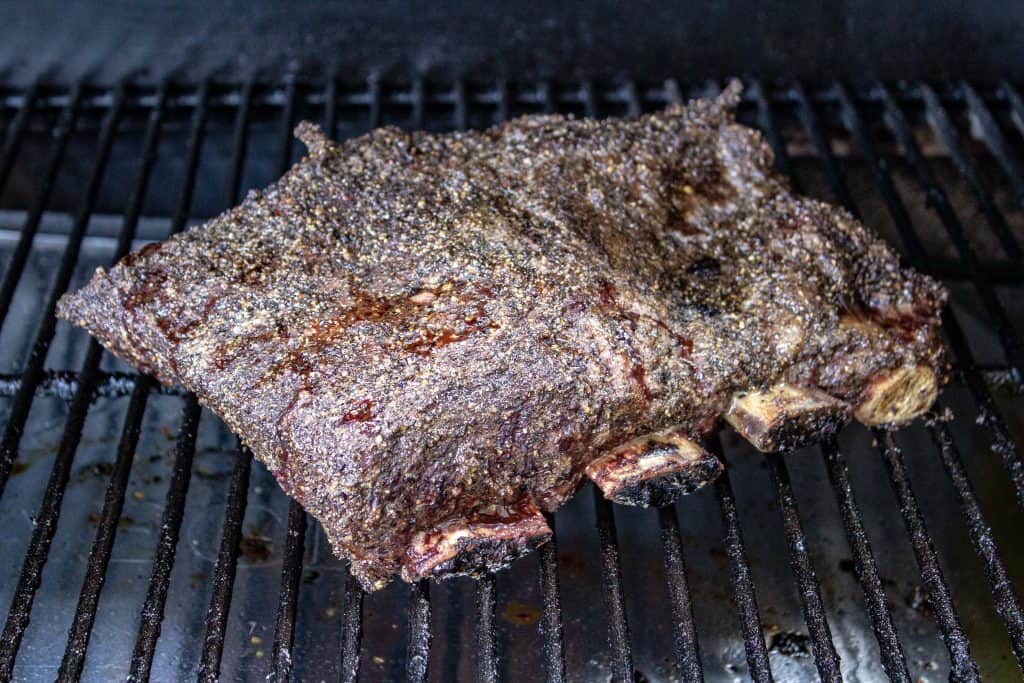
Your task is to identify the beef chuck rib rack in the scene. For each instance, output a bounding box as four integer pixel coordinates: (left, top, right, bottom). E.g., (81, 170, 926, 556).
(57, 83, 947, 590)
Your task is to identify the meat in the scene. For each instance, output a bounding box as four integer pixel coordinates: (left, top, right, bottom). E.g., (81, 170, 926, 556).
(57, 84, 947, 590)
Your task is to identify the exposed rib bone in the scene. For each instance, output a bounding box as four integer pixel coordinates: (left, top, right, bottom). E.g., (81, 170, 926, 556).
(854, 365, 938, 426)
(725, 383, 851, 452)
(585, 428, 722, 507)
(401, 504, 551, 582)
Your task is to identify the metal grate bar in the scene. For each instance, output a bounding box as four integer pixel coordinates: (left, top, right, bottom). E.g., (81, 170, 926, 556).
(0, 82, 83, 334)
(539, 81, 555, 114)
(60, 81, 209, 679)
(919, 84, 1022, 260)
(657, 504, 704, 683)
(226, 78, 255, 212)
(339, 571, 365, 683)
(475, 572, 500, 683)
(875, 431, 980, 682)
(878, 84, 1024, 380)
(593, 489, 636, 682)
(368, 77, 382, 129)
(1002, 81, 1024, 142)
(664, 79, 682, 108)
(0, 83, 124, 503)
(495, 79, 510, 125)
(169, 80, 211, 235)
(127, 396, 203, 682)
(411, 77, 425, 130)
(766, 455, 842, 682)
(537, 514, 566, 683)
(929, 422, 1024, 673)
(833, 83, 1024, 513)
(714, 458, 774, 683)
(961, 82, 1024, 206)
(750, 79, 800, 194)
(454, 79, 468, 131)
(271, 501, 307, 682)
(197, 444, 253, 683)
(0, 80, 38, 195)
(404, 580, 432, 682)
(822, 441, 911, 682)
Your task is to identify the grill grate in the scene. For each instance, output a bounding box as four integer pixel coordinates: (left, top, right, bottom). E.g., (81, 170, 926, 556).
(0, 78, 1022, 682)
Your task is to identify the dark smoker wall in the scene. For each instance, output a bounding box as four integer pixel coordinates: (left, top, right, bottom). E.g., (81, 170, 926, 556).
(0, 0, 1021, 86)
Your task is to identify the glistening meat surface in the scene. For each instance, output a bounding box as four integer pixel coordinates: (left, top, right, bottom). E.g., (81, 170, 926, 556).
(58, 85, 947, 590)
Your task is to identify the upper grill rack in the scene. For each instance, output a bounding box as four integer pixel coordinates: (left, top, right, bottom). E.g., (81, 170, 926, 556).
(0, 77, 1021, 682)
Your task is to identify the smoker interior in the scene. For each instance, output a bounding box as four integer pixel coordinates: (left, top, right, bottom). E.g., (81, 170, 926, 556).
(0, 78, 1023, 682)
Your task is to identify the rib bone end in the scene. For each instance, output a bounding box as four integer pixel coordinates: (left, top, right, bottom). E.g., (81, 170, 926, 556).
(725, 383, 851, 452)
(401, 505, 551, 582)
(585, 428, 722, 507)
(854, 365, 938, 426)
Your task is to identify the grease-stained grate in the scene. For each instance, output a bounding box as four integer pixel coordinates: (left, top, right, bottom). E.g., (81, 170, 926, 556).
(0, 78, 1022, 682)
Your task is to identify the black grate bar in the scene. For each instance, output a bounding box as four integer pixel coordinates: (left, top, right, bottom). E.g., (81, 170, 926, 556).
(495, 79, 510, 126)
(224, 78, 255, 215)
(411, 76, 425, 130)
(61, 80, 208, 679)
(821, 441, 911, 682)
(875, 431, 980, 682)
(324, 77, 338, 138)
(127, 396, 202, 682)
(1002, 81, 1024, 143)
(749, 79, 800, 194)
(657, 504, 704, 683)
(592, 489, 635, 682)
(368, 77, 382, 129)
(58, 375, 155, 680)
(404, 580, 432, 683)
(919, 84, 1022, 260)
(196, 445, 253, 683)
(474, 572, 500, 683)
(833, 82, 1024, 512)
(0, 83, 123, 502)
(878, 84, 1024, 380)
(0, 79, 38, 195)
(766, 455, 842, 682)
(623, 80, 641, 118)
(929, 422, 1024, 673)
(453, 79, 468, 130)
(275, 76, 298, 178)
(537, 514, 566, 683)
(271, 500, 307, 682)
(0, 81, 83, 334)
(539, 81, 555, 114)
(961, 82, 1024, 206)
(713, 457, 774, 683)
(339, 571, 365, 683)
(169, 80, 211, 235)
